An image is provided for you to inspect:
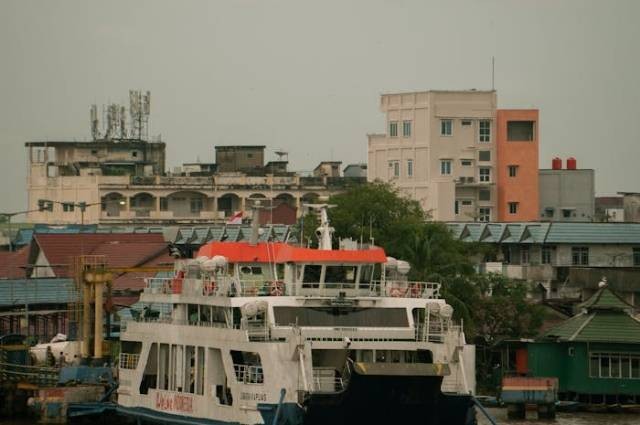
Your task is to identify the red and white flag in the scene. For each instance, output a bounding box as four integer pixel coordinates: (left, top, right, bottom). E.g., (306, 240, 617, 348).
(226, 211, 243, 225)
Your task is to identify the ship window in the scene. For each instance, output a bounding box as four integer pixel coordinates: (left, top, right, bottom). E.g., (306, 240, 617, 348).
(302, 265, 322, 288)
(358, 264, 380, 288)
(273, 307, 409, 327)
(231, 351, 263, 384)
(240, 265, 263, 276)
(158, 343, 169, 390)
(324, 266, 356, 285)
(139, 343, 157, 395)
(184, 345, 196, 393)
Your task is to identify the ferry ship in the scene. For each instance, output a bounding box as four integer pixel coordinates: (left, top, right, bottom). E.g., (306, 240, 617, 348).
(116, 206, 477, 425)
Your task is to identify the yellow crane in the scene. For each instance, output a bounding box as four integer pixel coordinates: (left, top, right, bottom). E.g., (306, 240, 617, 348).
(72, 255, 174, 360)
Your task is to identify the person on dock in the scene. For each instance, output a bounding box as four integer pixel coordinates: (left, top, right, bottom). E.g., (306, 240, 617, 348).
(57, 351, 66, 368)
(45, 346, 55, 367)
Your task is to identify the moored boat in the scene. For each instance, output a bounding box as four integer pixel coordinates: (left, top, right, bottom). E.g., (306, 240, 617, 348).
(114, 206, 477, 424)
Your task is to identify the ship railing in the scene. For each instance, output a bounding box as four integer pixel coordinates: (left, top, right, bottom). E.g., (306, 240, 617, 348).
(415, 323, 461, 343)
(311, 367, 348, 393)
(377, 281, 441, 299)
(131, 316, 236, 330)
(233, 364, 264, 384)
(243, 318, 270, 341)
(119, 353, 140, 370)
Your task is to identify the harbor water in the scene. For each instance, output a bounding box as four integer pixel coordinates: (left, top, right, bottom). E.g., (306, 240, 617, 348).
(3, 411, 640, 425)
(479, 408, 639, 425)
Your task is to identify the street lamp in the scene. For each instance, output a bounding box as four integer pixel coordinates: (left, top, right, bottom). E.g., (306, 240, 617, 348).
(1, 206, 50, 251)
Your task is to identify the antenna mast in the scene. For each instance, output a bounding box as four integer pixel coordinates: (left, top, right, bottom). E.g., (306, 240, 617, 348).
(491, 56, 495, 91)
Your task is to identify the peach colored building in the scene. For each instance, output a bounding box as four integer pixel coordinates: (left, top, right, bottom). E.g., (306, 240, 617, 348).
(496, 109, 539, 221)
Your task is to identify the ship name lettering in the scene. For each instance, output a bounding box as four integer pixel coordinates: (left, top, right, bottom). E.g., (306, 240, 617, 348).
(155, 392, 193, 413)
(240, 392, 267, 402)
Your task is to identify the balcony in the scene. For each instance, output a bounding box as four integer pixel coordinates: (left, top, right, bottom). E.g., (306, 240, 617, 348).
(482, 262, 556, 281)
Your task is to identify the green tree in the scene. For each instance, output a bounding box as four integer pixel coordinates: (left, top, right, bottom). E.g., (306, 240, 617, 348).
(325, 181, 426, 257)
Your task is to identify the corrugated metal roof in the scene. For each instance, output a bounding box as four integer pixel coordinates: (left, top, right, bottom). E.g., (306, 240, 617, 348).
(0, 278, 78, 306)
(446, 222, 640, 245)
(544, 222, 640, 244)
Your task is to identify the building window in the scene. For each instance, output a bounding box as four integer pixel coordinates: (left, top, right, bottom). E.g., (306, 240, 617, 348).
(508, 202, 519, 214)
(478, 207, 491, 222)
(403, 121, 412, 137)
(521, 246, 530, 264)
(132, 151, 138, 158)
(590, 352, 640, 379)
(440, 119, 452, 136)
(479, 120, 491, 142)
(633, 248, 640, 266)
(461, 159, 472, 166)
(507, 121, 535, 141)
(388, 161, 399, 178)
(389, 121, 398, 137)
(91, 149, 98, 155)
(454, 200, 460, 215)
(190, 198, 203, 213)
(407, 159, 413, 177)
(440, 160, 452, 175)
(479, 167, 491, 182)
(562, 208, 574, 218)
(479, 150, 491, 161)
(571, 246, 589, 266)
(462, 200, 473, 206)
(159, 197, 168, 211)
(508, 165, 518, 177)
(541, 246, 552, 264)
(62, 202, 75, 212)
(479, 189, 491, 201)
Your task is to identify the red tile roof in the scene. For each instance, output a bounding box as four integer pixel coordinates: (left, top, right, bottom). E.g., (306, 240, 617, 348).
(0, 246, 30, 279)
(33, 233, 166, 277)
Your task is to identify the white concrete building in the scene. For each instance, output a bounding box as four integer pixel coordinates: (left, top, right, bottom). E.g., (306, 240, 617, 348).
(368, 90, 497, 221)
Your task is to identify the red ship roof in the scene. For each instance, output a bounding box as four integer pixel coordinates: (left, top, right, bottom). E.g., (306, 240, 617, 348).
(196, 242, 387, 264)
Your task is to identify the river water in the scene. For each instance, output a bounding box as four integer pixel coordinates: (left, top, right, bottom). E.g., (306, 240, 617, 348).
(3, 411, 640, 425)
(478, 408, 639, 425)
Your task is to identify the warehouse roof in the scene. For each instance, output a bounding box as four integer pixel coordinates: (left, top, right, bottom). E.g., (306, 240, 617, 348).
(446, 222, 640, 245)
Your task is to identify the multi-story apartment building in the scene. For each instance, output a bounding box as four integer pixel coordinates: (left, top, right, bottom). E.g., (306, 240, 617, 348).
(368, 90, 498, 221)
(25, 141, 363, 225)
(368, 90, 540, 222)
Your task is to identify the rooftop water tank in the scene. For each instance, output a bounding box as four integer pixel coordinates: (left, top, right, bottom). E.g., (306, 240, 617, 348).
(567, 157, 577, 170)
(552, 157, 562, 170)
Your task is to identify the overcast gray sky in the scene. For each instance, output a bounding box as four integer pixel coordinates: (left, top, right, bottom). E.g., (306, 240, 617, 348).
(1, 0, 639, 212)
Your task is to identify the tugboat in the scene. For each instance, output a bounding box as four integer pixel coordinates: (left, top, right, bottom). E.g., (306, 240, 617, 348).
(116, 205, 477, 424)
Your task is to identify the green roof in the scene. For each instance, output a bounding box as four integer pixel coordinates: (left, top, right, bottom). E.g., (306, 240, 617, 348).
(543, 287, 640, 343)
(578, 287, 633, 311)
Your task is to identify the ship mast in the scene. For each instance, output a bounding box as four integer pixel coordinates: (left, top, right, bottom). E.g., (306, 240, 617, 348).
(306, 204, 336, 250)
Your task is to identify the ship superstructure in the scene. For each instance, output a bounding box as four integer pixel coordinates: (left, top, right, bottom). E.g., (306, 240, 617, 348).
(117, 207, 477, 425)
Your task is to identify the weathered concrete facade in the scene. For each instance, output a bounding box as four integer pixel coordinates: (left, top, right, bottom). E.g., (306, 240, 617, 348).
(539, 169, 595, 221)
(25, 140, 362, 224)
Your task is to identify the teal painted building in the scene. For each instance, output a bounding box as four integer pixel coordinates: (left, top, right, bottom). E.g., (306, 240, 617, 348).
(528, 287, 640, 403)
